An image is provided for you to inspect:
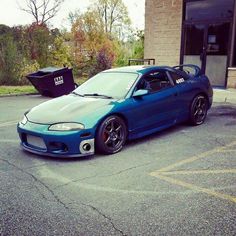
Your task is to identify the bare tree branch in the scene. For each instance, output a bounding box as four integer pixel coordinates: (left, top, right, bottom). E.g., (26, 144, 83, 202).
(93, 0, 131, 37)
(19, 0, 64, 25)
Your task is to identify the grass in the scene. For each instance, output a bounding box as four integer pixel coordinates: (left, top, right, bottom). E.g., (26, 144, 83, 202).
(0, 85, 37, 95)
(0, 76, 88, 96)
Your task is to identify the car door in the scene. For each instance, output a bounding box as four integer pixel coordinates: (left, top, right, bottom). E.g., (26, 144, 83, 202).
(124, 69, 181, 136)
(168, 70, 194, 122)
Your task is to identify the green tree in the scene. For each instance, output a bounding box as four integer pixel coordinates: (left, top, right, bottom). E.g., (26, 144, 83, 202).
(25, 23, 54, 67)
(49, 35, 72, 67)
(0, 27, 21, 85)
(0, 23, 64, 85)
(114, 41, 131, 66)
(113, 30, 144, 67)
(131, 30, 144, 59)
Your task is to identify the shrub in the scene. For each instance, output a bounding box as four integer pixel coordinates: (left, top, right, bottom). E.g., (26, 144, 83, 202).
(18, 58, 40, 85)
(0, 34, 20, 85)
(88, 44, 115, 77)
(49, 36, 72, 68)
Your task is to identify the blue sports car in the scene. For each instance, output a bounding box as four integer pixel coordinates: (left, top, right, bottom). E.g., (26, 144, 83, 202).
(18, 65, 213, 157)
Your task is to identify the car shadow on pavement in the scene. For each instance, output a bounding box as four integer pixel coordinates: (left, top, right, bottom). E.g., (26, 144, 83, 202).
(21, 119, 212, 162)
(21, 150, 96, 162)
(125, 123, 188, 147)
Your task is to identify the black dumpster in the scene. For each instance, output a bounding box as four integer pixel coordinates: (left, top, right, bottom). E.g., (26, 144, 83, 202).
(26, 67, 75, 97)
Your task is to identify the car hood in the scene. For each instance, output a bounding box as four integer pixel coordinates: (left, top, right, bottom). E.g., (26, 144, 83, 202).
(27, 94, 116, 125)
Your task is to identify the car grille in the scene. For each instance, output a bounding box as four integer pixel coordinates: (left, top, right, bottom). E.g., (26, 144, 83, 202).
(27, 135, 47, 150)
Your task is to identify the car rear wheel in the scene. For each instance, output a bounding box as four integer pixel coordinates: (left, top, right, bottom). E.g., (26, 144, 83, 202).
(96, 115, 127, 154)
(189, 95, 208, 125)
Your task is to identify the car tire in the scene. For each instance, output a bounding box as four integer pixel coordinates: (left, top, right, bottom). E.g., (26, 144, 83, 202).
(96, 115, 127, 154)
(189, 95, 208, 126)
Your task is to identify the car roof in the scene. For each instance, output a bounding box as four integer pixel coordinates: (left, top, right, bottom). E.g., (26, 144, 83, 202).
(103, 65, 175, 75)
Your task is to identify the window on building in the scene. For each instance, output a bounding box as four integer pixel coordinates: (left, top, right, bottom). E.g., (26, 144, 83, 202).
(233, 35, 236, 66)
(207, 23, 230, 56)
(184, 24, 204, 55)
(185, 0, 235, 21)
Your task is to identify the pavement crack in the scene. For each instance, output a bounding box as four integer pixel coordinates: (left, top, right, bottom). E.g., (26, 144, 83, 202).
(214, 138, 226, 147)
(81, 203, 127, 236)
(103, 161, 153, 178)
(54, 161, 153, 189)
(53, 174, 99, 190)
(0, 157, 69, 210)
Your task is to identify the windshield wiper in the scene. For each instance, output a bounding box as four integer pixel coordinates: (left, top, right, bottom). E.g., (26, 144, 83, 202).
(71, 91, 84, 97)
(82, 93, 113, 99)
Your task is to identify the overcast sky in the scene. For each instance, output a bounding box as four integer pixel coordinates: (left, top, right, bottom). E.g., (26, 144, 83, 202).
(0, 0, 145, 30)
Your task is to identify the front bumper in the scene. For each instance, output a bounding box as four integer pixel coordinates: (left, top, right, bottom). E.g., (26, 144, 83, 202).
(17, 121, 95, 158)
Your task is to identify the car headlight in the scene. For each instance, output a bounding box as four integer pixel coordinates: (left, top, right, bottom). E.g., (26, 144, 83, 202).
(20, 115, 28, 125)
(48, 123, 85, 131)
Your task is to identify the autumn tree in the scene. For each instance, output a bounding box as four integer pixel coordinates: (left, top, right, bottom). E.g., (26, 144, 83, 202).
(22, 23, 53, 67)
(70, 9, 117, 76)
(19, 0, 64, 25)
(0, 23, 61, 85)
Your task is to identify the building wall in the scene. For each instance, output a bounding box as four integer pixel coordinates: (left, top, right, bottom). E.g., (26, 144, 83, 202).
(227, 68, 236, 88)
(144, 0, 183, 66)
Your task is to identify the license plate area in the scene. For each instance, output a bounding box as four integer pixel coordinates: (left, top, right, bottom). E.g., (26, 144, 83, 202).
(27, 135, 47, 150)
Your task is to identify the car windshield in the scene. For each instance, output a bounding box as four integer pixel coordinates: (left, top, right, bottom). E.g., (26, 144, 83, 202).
(74, 72, 139, 99)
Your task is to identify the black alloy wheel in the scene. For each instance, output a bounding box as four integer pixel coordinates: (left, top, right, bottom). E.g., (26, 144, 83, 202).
(96, 115, 127, 154)
(190, 95, 208, 125)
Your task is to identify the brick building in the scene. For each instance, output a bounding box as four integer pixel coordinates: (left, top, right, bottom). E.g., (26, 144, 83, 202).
(144, 0, 236, 88)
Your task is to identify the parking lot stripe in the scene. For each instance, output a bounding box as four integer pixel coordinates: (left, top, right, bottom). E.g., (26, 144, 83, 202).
(158, 169, 236, 175)
(220, 149, 236, 153)
(0, 139, 19, 143)
(0, 120, 18, 128)
(155, 140, 236, 173)
(149, 140, 236, 203)
(151, 173, 236, 203)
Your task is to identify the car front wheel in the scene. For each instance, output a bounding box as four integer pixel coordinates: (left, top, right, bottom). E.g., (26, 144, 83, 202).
(96, 115, 127, 154)
(189, 95, 208, 125)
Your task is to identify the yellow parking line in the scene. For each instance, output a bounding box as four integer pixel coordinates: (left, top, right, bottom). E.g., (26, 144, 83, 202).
(150, 173, 236, 203)
(155, 140, 236, 173)
(155, 169, 236, 175)
(149, 140, 236, 203)
(220, 149, 236, 153)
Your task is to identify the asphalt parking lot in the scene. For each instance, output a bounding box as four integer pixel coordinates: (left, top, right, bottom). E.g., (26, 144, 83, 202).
(0, 92, 236, 235)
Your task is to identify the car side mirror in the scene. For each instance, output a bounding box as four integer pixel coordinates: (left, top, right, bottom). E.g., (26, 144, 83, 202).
(133, 89, 148, 98)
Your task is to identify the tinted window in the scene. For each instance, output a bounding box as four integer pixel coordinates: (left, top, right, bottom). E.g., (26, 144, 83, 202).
(207, 23, 230, 55)
(185, 0, 235, 21)
(169, 72, 186, 85)
(184, 24, 204, 55)
(137, 71, 172, 93)
(184, 22, 231, 56)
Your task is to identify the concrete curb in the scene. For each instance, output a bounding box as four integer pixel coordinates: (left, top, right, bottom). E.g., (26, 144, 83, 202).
(0, 93, 39, 98)
(213, 89, 236, 104)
